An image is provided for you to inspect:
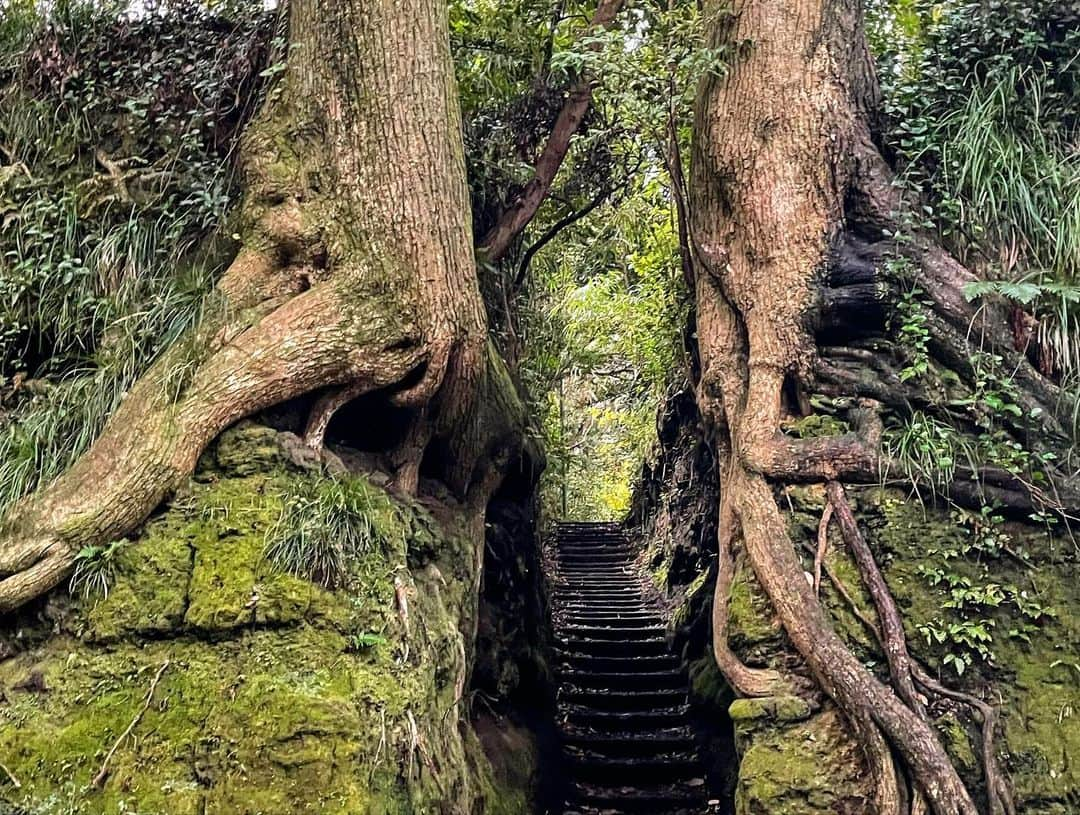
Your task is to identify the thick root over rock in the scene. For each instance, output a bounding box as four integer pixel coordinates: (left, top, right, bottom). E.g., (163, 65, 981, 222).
(0, 0, 494, 614)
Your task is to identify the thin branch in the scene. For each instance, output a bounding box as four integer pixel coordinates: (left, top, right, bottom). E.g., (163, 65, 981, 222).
(478, 0, 626, 263)
(813, 502, 833, 596)
(513, 186, 612, 290)
(0, 760, 20, 789)
(92, 660, 170, 790)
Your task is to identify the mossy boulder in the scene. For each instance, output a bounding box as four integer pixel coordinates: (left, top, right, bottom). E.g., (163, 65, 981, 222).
(734, 707, 870, 815)
(0, 426, 529, 815)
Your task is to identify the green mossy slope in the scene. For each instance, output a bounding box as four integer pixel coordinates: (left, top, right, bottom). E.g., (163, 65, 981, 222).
(720, 484, 1079, 815)
(0, 424, 528, 815)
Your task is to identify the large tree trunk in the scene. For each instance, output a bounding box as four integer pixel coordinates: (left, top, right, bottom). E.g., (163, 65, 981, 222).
(0, 0, 512, 613)
(688, 1, 1072, 813)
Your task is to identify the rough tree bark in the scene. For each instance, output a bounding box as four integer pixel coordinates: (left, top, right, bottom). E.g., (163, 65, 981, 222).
(688, 0, 1074, 813)
(0, 0, 522, 613)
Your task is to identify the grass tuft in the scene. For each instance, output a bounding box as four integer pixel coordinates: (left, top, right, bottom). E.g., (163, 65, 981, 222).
(264, 475, 403, 589)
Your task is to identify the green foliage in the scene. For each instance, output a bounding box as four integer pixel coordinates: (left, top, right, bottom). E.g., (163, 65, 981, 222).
(264, 474, 404, 589)
(0, 1, 271, 517)
(877, 0, 1080, 379)
(68, 538, 130, 600)
(350, 631, 388, 650)
(884, 410, 968, 492)
(895, 285, 932, 382)
(884, 351, 1057, 495)
(916, 553, 1057, 675)
(522, 177, 689, 520)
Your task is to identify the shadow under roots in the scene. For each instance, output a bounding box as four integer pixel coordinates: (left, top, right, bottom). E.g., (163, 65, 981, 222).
(325, 390, 418, 454)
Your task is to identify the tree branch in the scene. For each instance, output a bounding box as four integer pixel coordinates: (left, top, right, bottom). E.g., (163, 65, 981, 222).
(477, 0, 625, 263)
(513, 185, 612, 289)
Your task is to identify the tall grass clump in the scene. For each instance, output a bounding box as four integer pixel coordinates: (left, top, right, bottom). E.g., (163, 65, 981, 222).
(264, 475, 404, 589)
(875, 0, 1080, 446)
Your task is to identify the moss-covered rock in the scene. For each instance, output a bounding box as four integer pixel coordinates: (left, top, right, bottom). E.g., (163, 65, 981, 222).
(0, 426, 528, 815)
(734, 707, 870, 815)
(728, 695, 812, 724)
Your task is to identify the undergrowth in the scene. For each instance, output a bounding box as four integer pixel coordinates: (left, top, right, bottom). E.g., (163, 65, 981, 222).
(0, 0, 274, 517)
(264, 474, 404, 589)
(881, 0, 1080, 384)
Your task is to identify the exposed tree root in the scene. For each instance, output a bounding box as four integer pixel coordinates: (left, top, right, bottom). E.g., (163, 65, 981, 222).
(711, 489, 800, 699)
(735, 471, 979, 815)
(303, 381, 371, 453)
(821, 483, 1016, 815)
(827, 482, 927, 721)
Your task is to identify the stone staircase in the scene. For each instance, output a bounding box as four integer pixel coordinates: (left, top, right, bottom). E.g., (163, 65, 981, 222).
(548, 522, 712, 814)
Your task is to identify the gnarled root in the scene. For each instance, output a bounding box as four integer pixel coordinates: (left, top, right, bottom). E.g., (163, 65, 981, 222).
(0, 266, 425, 613)
(823, 481, 1015, 815)
(734, 470, 978, 815)
(303, 381, 371, 453)
(712, 487, 800, 698)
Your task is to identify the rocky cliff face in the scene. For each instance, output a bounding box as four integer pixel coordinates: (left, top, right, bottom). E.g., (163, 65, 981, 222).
(0, 424, 535, 815)
(628, 389, 1080, 815)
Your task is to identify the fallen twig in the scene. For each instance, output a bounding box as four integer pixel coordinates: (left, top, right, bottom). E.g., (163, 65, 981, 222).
(91, 660, 170, 790)
(0, 760, 20, 788)
(814, 502, 833, 595)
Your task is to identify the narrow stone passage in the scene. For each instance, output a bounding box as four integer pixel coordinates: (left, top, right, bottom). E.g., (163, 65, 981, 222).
(548, 522, 712, 814)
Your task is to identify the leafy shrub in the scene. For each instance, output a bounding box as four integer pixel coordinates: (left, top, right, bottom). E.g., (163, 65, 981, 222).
(0, 1, 274, 516)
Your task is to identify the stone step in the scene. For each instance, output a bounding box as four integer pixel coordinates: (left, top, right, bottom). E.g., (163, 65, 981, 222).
(554, 594, 648, 605)
(547, 523, 711, 814)
(556, 575, 641, 584)
(560, 725, 697, 756)
(559, 612, 664, 626)
(557, 565, 636, 575)
(567, 751, 702, 785)
(557, 623, 666, 641)
(555, 637, 669, 658)
(559, 704, 692, 731)
(556, 668, 685, 691)
(555, 589, 645, 596)
(568, 780, 707, 812)
(557, 549, 630, 557)
(559, 687, 687, 712)
(555, 651, 681, 673)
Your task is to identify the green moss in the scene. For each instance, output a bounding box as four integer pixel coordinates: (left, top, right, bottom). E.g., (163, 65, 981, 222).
(937, 714, 977, 772)
(861, 487, 1080, 811)
(728, 696, 812, 724)
(689, 652, 732, 710)
(781, 414, 849, 439)
(729, 484, 1080, 814)
(81, 517, 191, 641)
(213, 422, 286, 477)
(727, 559, 779, 649)
(734, 708, 870, 815)
(1, 426, 527, 814)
